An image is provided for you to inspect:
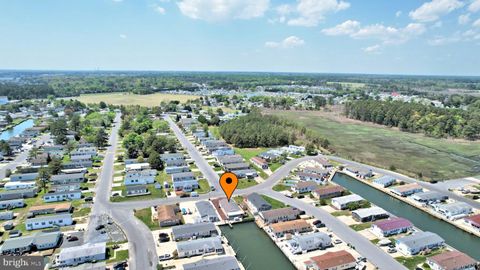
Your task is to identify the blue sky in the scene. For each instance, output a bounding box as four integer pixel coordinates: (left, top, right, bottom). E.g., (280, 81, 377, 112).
(1, 0, 479, 75)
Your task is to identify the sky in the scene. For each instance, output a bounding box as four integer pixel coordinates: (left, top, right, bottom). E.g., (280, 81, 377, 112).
(0, 0, 480, 76)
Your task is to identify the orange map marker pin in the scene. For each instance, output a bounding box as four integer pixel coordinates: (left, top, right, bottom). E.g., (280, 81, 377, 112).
(219, 172, 238, 201)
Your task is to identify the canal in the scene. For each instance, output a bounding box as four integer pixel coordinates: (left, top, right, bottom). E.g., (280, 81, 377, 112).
(0, 119, 34, 141)
(220, 222, 295, 270)
(332, 173, 480, 260)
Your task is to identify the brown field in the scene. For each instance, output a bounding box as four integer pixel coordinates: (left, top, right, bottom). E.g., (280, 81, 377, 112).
(69, 92, 200, 107)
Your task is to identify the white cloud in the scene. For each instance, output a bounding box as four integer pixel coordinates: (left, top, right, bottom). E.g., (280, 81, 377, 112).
(322, 21, 426, 45)
(428, 35, 461, 45)
(363, 44, 381, 54)
(285, 0, 350, 27)
(409, 0, 463, 22)
(469, 0, 480, 12)
(152, 4, 166, 14)
(119, 34, 127, 39)
(458, 13, 471, 24)
(395, 11, 402, 17)
(177, 0, 269, 21)
(474, 18, 480, 27)
(265, 36, 305, 48)
(321, 20, 360, 35)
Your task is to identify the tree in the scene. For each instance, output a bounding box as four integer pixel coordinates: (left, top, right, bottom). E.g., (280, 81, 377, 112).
(29, 146, 40, 159)
(95, 129, 108, 148)
(197, 115, 208, 124)
(5, 114, 13, 124)
(69, 114, 81, 132)
(50, 119, 68, 144)
(148, 151, 164, 170)
(0, 140, 12, 156)
(48, 158, 63, 175)
(306, 143, 317, 156)
(36, 167, 50, 192)
(99, 101, 107, 109)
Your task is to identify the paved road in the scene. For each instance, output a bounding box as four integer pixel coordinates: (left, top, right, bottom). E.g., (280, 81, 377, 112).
(85, 113, 158, 270)
(164, 115, 221, 191)
(326, 155, 480, 209)
(262, 190, 405, 270)
(0, 134, 50, 179)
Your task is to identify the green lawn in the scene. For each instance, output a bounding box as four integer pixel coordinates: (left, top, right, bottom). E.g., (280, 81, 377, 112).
(269, 162, 282, 172)
(331, 210, 350, 217)
(261, 195, 286, 209)
(110, 184, 166, 202)
(197, 179, 210, 194)
(271, 110, 480, 181)
(237, 178, 258, 189)
(272, 184, 289, 192)
(107, 249, 129, 263)
(396, 256, 427, 270)
(234, 147, 268, 161)
(349, 222, 372, 231)
(133, 208, 160, 231)
(73, 207, 91, 218)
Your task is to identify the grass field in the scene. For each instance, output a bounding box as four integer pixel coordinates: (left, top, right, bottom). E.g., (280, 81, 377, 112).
(261, 195, 286, 209)
(270, 110, 480, 181)
(69, 92, 200, 107)
(133, 208, 160, 231)
(234, 147, 268, 161)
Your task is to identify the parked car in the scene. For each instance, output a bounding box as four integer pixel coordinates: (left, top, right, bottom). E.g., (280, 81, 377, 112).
(158, 254, 171, 261)
(388, 248, 397, 254)
(95, 225, 105, 230)
(334, 239, 342, 244)
(67, 236, 79, 242)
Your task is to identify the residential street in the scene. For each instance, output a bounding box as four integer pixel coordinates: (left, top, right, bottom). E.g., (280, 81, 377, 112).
(95, 115, 478, 270)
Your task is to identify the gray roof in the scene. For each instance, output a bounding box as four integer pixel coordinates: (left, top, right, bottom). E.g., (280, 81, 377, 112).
(374, 176, 396, 184)
(260, 207, 299, 220)
(195, 201, 219, 219)
(51, 173, 85, 181)
(246, 193, 271, 210)
(43, 190, 81, 197)
(331, 194, 364, 205)
(352, 207, 389, 219)
(26, 213, 72, 223)
(0, 231, 61, 252)
(171, 172, 195, 178)
(160, 153, 184, 160)
(125, 185, 147, 191)
(58, 242, 106, 261)
(397, 231, 444, 250)
(182, 256, 240, 270)
(172, 222, 216, 236)
(435, 202, 472, 213)
(224, 162, 249, 170)
(289, 232, 331, 250)
(411, 191, 448, 201)
(70, 155, 92, 160)
(219, 199, 242, 213)
(176, 236, 222, 253)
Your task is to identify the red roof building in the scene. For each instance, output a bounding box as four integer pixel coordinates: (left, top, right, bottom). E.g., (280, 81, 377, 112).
(427, 251, 478, 270)
(304, 250, 356, 270)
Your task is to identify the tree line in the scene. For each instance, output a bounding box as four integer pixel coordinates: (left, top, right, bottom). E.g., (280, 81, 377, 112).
(345, 99, 480, 140)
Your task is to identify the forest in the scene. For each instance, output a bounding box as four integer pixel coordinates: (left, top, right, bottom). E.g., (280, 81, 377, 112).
(219, 111, 304, 148)
(1, 70, 480, 100)
(344, 99, 480, 139)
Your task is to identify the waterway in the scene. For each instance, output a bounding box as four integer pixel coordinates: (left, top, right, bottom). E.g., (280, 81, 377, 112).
(332, 173, 480, 260)
(0, 119, 34, 141)
(220, 222, 295, 270)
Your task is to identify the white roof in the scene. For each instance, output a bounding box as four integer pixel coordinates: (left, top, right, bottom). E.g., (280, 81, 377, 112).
(58, 242, 106, 261)
(352, 207, 388, 219)
(331, 194, 364, 205)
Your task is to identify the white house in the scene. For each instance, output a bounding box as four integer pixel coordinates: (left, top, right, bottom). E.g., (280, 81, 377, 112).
(43, 191, 82, 203)
(51, 173, 85, 185)
(125, 163, 150, 172)
(433, 202, 473, 220)
(10, 173, 38, 182)
(396, 232, 445, 256)
(55, 242, 106, 267)
(0, 199, 25, 209)
(26, 213, 73, 230)
(124, 169, 157, 185)
(176, 236, 224, 258)
(4, 181, 36, 190)
(331, 194, 365, 210)
(285, 232, 331, 254)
